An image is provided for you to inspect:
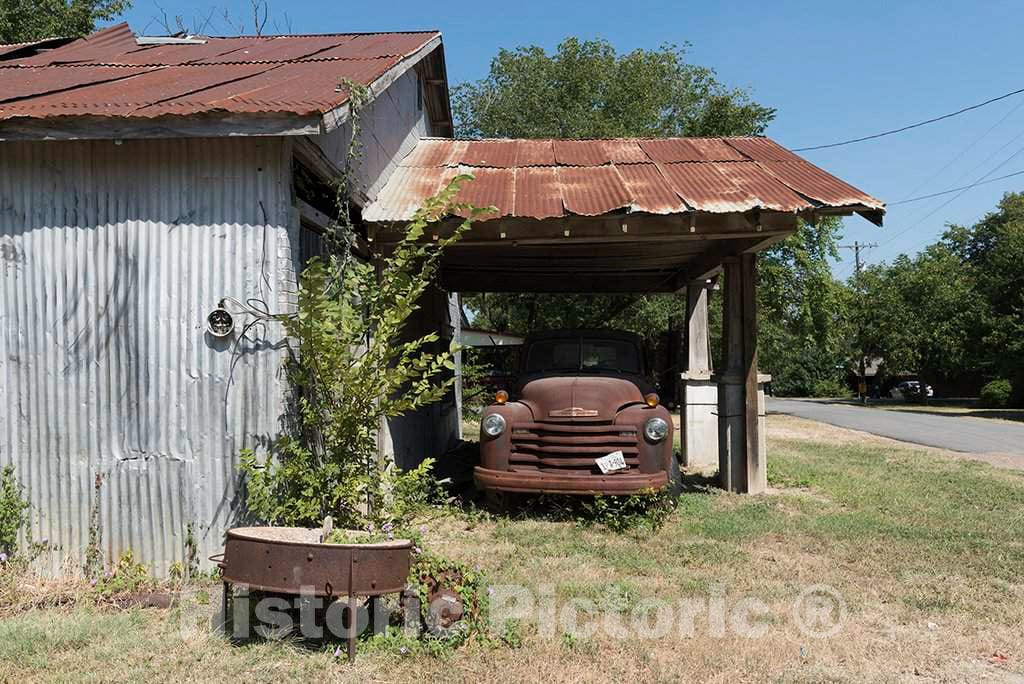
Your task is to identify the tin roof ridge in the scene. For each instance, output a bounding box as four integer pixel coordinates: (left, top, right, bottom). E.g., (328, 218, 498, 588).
(418, 135, 769, 142)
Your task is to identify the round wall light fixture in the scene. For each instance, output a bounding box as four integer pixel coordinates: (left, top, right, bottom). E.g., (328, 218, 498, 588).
(206, 308, 235, 337)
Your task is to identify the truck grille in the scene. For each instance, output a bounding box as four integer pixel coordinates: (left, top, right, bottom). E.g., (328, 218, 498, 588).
(509, 421, 640, 474)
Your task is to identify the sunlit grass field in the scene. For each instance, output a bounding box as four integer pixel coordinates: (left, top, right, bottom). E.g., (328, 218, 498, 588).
(2, 415, 1022, 682)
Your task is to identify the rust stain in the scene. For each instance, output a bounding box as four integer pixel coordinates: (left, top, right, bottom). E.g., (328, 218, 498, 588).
(513, 167, 563, 219)
(552, 140, 609, 166)
(712, 162, 808, 212)
(724, 136, 805, 163)
(616, 163, 688, 214)
(366, 136, 884, 222)
(407, 139, 466, 167)
(0, 24, 439, 120)
(516, 139, 556, 166)
(658, 162, 758, 213)
(461, 140, 519, 167)
(601, 139, 647, 163)
(454, 166, 514, 219)
(557, 165, 631, 216)
(759, 161, 884, 209)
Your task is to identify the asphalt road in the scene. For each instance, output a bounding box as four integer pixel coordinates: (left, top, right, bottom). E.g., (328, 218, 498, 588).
(767, 398, 1024, 456)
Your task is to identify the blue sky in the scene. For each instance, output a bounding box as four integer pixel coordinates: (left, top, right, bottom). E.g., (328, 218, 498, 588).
(122, 0, 1024, 276)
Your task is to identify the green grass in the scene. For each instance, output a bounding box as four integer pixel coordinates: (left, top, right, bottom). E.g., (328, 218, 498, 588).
(3, 419, 1024, 681)
(0, 610, 139, 662)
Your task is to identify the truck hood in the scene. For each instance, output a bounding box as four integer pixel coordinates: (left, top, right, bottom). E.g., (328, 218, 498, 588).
(517, 376, 645, 422)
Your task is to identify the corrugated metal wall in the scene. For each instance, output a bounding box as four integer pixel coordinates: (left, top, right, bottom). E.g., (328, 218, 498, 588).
(0, 136, 294, 575)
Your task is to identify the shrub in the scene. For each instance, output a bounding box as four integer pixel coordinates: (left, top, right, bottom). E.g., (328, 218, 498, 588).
(92, 550, 155, 597)
(240, 178, 486, 532)
(980, 379, 1012, 408)
(0, 465, 29, 557)
(808, 378, 851, 399)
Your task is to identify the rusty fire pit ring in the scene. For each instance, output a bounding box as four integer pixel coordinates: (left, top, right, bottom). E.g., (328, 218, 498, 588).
(219, 526, 413, 597)
(217, 526, 415, 662)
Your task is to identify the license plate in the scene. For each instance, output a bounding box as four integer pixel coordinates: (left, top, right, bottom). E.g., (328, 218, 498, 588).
(595, 451, 628, 474)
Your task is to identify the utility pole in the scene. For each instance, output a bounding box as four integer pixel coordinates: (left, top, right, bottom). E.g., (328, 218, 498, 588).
(840, 241, 877, 404)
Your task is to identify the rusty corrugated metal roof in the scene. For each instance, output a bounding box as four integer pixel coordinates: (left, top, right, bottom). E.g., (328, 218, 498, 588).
(363, 136, 885, 223)
(514, 167, 563, 218)
(0, 23, 440, 121)
(615, 163, 687, 214)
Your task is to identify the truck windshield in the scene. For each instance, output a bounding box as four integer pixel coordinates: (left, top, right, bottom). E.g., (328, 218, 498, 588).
(524, 338, 641, 375)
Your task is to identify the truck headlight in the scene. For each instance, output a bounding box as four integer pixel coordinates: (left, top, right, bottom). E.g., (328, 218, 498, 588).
(643, 417, 669, 443)
(482, 414, 507, 438)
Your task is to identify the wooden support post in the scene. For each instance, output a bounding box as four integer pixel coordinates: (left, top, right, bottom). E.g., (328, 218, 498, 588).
(678, 280, 718, 469)
(716, 255, 767, 493)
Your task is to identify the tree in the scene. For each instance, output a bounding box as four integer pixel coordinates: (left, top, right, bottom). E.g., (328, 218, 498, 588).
(851, 192, 1024, 404)
(944, 192, 1024, 400)
(0, 0, 130, 44)
(241, 177, 486, 529)
(852, 234, 992, 399)
(458, 37, 851, 396)
(453, 37, 774, 139)
(757, 217, 854, 396)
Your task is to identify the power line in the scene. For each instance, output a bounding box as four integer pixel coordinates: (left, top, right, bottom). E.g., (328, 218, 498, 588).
(877, 121, 1024, 250)
(880, 139, 1024, 248)
(792, 85, 1024, 152)
(897, 95, 1024, 201)
(888, 169, 1024, 205)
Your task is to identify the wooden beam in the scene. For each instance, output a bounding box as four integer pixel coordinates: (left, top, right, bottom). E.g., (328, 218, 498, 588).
(716, 254, 766, 494)
(741, 232, 791, 253)
(402, 229, 792, 249)
(370, 212, 799, 245)
(718, 257, 744, 492)
(293, 137, 342, 183)
(296, 199, 330, 230)
(741, 253, 764, 494)
(671, 239, 762, 290)
(440, 270, 679, 293)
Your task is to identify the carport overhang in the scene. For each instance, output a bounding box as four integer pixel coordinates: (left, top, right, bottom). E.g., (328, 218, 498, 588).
(362, 136, 885, 494)
(367, 205, 880, 294)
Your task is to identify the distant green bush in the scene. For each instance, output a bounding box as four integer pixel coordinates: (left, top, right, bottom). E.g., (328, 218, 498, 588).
(980, 379, 1013, 408)
(808, 378, 851, 399)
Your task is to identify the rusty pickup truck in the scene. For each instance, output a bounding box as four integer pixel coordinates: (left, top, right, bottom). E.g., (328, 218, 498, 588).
(474, 329, 680, 496)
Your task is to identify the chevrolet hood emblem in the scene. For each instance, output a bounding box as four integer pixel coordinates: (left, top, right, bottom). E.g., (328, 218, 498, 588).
(549, 406, 599, 417)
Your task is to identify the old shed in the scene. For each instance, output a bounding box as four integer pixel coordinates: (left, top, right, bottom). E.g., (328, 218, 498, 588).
(0, 24, 460, 574)
(0, 23, 884, 574)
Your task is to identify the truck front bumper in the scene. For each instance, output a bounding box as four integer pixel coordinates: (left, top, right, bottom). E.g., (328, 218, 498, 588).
(474, 466, 667, 495)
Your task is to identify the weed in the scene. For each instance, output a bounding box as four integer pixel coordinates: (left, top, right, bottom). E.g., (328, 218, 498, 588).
(92, 551, 155, 597)
(0, 465, 29, 557)
(83, 473, 103, 580)
(499, 619, 526, 649)
(184, 523, 199, 578)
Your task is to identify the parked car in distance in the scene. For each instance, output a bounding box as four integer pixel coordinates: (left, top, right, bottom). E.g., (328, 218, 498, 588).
(475, 329, 681, 497)
(889, 380, 934, 401)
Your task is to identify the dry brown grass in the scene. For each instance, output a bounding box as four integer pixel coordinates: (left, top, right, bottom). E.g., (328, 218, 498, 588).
(2, 415, 1023, 682)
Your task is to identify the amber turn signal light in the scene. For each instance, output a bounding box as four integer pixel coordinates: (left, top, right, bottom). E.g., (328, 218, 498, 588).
(644, 393, 660, 408)
(495, 390, 509, 405)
